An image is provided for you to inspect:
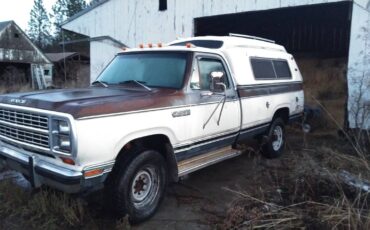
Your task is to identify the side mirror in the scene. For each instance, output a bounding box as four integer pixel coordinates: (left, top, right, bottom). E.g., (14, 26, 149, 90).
(210, 71, 226, 92)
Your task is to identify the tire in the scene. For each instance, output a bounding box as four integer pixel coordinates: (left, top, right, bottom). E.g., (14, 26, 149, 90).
(261, 118, 286, 158)
(108, 149, 167, 224)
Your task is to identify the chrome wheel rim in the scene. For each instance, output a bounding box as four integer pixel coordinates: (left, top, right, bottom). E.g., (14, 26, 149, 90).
(272, 126, 283, 151)
(131, 166, 160, 209)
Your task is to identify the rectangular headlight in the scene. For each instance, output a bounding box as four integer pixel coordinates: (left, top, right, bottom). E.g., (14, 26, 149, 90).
(51, 118, 72, 154)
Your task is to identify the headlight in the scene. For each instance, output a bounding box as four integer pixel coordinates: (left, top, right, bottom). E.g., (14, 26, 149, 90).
(58, 120, 70, 134)
(51, 118, 72, 154)
(58, 134, 71, 152)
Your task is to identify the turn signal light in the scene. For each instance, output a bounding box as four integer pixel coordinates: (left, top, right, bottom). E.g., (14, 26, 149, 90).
(84, 169, 104, 178)
(61, 157, 75, 165)
(186, 43, 192, 48)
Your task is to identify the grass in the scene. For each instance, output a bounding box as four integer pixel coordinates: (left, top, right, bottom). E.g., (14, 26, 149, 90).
(219, 129, 370, 229)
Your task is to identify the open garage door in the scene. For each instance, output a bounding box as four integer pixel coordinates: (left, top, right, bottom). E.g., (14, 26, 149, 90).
(194, 1, 353, 129)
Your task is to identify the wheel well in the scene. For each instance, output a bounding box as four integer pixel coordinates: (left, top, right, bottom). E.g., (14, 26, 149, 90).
(273, 108, 289, 124)
(114, 134, 178, 183)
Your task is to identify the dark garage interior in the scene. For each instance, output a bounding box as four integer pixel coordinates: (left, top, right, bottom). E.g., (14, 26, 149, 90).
(194, 1, 353, 128)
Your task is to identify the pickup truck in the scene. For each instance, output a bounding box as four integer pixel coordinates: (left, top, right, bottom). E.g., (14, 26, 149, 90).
(0, 34, 304, 223)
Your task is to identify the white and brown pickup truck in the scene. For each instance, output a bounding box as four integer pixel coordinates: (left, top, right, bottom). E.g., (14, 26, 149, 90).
(0, 34, 304, 223)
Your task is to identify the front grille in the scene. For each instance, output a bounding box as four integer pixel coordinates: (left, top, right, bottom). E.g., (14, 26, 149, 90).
(0, 108, 49, 130)
(0, 107, 50, 149)
(0, 124, 49, 148)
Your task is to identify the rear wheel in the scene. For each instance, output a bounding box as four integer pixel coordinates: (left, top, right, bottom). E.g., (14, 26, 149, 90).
(261, 118, 286, 158)
(108, 150, 167, 223)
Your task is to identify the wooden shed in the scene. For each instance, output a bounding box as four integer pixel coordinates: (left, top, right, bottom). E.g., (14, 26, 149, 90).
(0, 20, 53, 90)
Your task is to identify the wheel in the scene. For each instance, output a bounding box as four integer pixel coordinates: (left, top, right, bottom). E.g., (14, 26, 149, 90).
(261, 118, 286, 158)
(108, 149, 167, 223)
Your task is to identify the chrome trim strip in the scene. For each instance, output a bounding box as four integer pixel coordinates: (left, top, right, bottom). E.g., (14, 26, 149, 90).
(0, 142, 29, 163)
(77, 99, 239, 120)
(0, 140, 82, 178)
(178, 150, 241, 177)
(174, 133, 238, 153)
(37, 160, 82, 178)
(173, 127, 239, 149)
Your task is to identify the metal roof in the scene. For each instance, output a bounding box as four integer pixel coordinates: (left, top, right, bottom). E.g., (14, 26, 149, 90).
(62, 0, 110, 26)
(45, 52, 77, 62)
(45, 52, 89, 62)
(0, 20, 12, 32)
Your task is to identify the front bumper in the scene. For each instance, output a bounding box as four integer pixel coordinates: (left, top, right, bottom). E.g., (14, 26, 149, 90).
(0, 141, 110, 193)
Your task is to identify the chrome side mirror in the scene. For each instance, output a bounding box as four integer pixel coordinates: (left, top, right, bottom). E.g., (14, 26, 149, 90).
(210, 71, 226, 92)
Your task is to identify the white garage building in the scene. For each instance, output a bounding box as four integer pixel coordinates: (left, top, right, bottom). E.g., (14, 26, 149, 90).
(62, 0, 370, 129)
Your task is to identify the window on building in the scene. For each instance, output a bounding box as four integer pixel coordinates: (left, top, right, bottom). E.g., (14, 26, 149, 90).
(14, 33, 19, 38)
(159, 0, 167, 11)
(44, 69, 50, 76)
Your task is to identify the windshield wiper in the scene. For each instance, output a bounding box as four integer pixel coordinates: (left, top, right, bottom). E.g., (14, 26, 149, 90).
(91, 80, 108, 88)
(118, 80, 152, 92)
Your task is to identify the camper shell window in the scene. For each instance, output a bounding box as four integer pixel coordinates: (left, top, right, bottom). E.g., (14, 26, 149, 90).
(250, 57, 292, 80)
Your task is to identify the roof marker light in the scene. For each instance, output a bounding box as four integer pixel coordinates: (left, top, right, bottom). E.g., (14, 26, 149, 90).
(148, 43, 153, 48)
(186, 43, 192, 48)
(139, 44, 144, 48)
(158, 43, 163, 48)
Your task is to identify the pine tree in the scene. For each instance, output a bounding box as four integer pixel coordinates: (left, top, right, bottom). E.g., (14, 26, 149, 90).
(51, 0, 87, 40)
(27, 0, 51, 49)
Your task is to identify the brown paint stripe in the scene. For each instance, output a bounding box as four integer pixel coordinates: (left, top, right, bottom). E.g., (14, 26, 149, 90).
(237, 82, 303, 98)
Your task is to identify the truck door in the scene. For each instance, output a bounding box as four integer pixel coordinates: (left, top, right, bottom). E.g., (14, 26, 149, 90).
(174, 54, 241, 161)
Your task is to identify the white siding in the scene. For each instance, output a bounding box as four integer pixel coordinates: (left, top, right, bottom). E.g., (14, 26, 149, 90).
(347, 2, 370, 129)
(90, 41, 121, 82)
(63, 0, 349, 48)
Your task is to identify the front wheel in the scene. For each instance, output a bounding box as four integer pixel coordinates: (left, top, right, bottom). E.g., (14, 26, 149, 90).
(109, 150, 167, 223)
(261, 118, 286, 158)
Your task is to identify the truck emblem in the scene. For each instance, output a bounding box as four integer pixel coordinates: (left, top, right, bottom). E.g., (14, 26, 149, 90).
(172, 109, 191, 118)
(9, 98, 27, 104)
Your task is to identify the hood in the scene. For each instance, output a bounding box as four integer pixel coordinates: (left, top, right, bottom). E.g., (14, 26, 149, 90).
(0, 87, 184, 119)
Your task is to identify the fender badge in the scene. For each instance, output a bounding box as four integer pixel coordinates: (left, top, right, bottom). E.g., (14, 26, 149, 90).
(9, 98, 27, 104)
(172, 109, 191, 118)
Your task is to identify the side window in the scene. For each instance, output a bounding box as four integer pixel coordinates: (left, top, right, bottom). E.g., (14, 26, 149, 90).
(250, 58, 275, 79)
(190, 58, 229, 90)
(273, 60, 292, 79)
(250, 58, 292, 80)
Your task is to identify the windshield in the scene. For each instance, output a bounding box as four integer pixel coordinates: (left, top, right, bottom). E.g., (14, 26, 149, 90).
(97, 52, 189, 89)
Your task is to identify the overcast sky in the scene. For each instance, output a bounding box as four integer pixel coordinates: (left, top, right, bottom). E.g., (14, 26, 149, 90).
(0, 0, 90, 31)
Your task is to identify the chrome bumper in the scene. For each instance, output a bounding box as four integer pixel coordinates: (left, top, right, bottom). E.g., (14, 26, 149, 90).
(0, 141, 109, 193)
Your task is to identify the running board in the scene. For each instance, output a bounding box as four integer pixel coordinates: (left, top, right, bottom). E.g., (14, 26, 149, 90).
(177, 146, 242, 177)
